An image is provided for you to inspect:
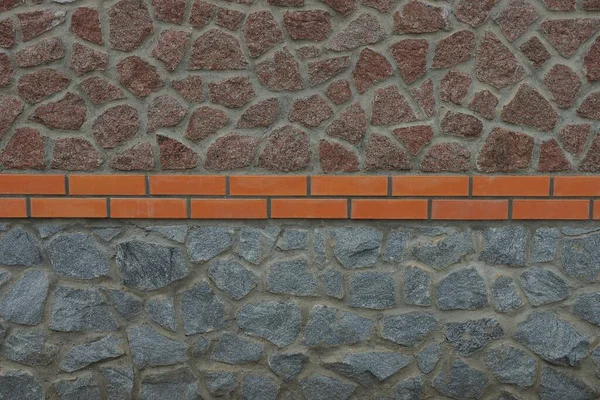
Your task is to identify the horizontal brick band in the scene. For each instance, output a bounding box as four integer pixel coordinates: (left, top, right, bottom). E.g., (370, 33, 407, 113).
(0, 174, 598, 220)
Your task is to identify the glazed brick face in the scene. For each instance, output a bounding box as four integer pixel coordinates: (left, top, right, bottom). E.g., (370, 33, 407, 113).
(1, 1, 599, 174)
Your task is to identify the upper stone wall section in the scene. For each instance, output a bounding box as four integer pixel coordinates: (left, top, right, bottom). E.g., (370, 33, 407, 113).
(1, 0, 600, 174)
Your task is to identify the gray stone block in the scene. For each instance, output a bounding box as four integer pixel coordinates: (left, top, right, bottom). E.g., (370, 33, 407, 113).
(413, 231, 472, 270)
(573, 292, 600, 326)
(562, 233, 600, 281)
(445, 318, 504, 356)
(205, 371, 237, 396)
(146, 295, 177, 332)
(348, 271, 395, 309)
(267, 258, 317, 296)
(277, 229, 309, 250)
(300, 374, 356, 400)
(481, 226, 527, 266)
(539, 367, 596, 400)
(331, 227, 382, 269)
(520, 267, 569, 306)
(395, 376, 423, 400)
(241, 375, 279, 400)
(181, 281, 226, 335)
(437, 268, 487, 310)
(103, 366, 133, 400)
(146, 225, 188, 243)
(433, 359, 488, 400)
(55, 375, 101, 400)
(2, 329, 58, 366)
(381, 312, 438, 347)
(304, 305, 374, 347)
(532, 228, 559, 262)
(384, 230, 410, 262)
(236, 227, 280, 264)
(0, 369, 44, 400)
(0, 270, 49, 325)
(186, 227, 233, 262)
(321, 269, 343, 299)
(211, 333, 264, 364)
(416, 342, 441, 374)
(237, 301, 301, 347)
(50, 285, 118, 332)
(127, 324, 187, 369)
(60, 334, 125, 372)
(141, 368, 201, 400)
(106, 289, 143, 319)
(492, 276, 524, 312)
(0, 227, 42, 266)
(404, 266, 431, 306)
(269, 353, 308, 382)
(209, 258, 258, 300)
(486, 344, 537, 388)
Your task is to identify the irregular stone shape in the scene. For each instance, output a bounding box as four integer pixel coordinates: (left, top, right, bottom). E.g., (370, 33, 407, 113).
(269, 353, 308, 382)
(521, 267, 569, 306)
(573, 292, 600, 326)
(384, 230, 410, 263)
(297, 45, 321, 59)
(216, 9, 244, 30)
(209, 77, 255, 108)
(116, 240, 187, 291)
(2, 329, 58, 366)
(189, 0, 215, 28)
(106, 289, 142, 320)
(152, 30, 189, 71)
(109, 0, 153, 51)
(0, 52, 10, 88)
(321, 269, 344, 299)
(153, 0, 186, 23)
(477, 128, 534, 173)
(267, 258, 317, 296)
(242, 375, 279, 400)
(562, 227, 600, 236)
(394, 126, 433, 155)
(366, 133, 411, 171)
(54, 375, 100, 400)
(277, 229, 308, 251)
(236, 98, 279, 128)
(209, 259, 257, 300)
(158, 135, 199, 170)
(18, 67, 71, 103)
(421, 142, 470, 172)
(585, 0, 600, 9)
(440, 70, 471, 104)
(532, 228, 559, 263)
(0, 18, 15, 49)
(433, 359, 488, 399)
(60, 335, 125, 372)
(541, 18, 600, 58)
(301, 374, 356, 400)
(404, 266, 431, 306)
(308, 57, 349, 86)
(501, 84, 558, 132)
(256, 48, 303, 91)
(562, 232, 600, 281)
(259, 125, 310, 172)
(71, 7, 102, 44)
(181, 281, 226, 335)
(560, 124, 590, 156)
(578, 92, 600, 120)
(16, 37, 64, 67)
(433, 30, 475, 69)
(91, 227, 122, 242)
(515, 312, 589, 366)
(394, 0, 450, 33)
(0, 96, 23, 139)
(585, 37, 600, 82)
(205, 371, 237, 396)
(326, 79, 352, 105)
(289, 94, 333, 128)
(455, 0, 497, 27)
(437, 268, 487, 310)
(205, 133, 259, 170)
(327, 13, 384, 51)
(540, 367, 597, 400)
(381, 312, 438, 346)
(110, 142, 154, 171)
(326, 102, 365, 144)
(70, 43, 107, 76)
(349, 272, 394, 310)
(284, 10, 331, 41)
(238, 301, 301, 347)
(128, 324, 187, 369)
(18, 9, 65, 42)
(395, 376, 423, 400)
(30, 92, 86, 130)
(0, 369, 44, 400)
(243, 11, 283, 57)
(146, 295, 176, 331)
(417, 342, 441, 374)
(326, 352, 412, 387)
(305, 305, 374, 347)
(189, 29, 246, 70)
(235, 226, 280, 265)
(545, 64, 581, 109)
(331, 227, 382, 269)
(481, 226, 527, 266)
(476, 32, 525, 89)
(389, 39, 428, 84)
(147, 95, 187, 132)
(319, 140, 359, 173)
(353, 48, 392, 94)
(494, 0, 538, 42)
(117, 56, 164, 98)
(172, 76, 204, 103)
(48, 233, 109, 279)
(487, 344, 537, 388)
(51, 138, 103, 171)
(93, 105, 139, 149)
(79, 77, 125, 105)
(0, 270, 48, 325)
(441, 111, 483, 139)
(468, 90, 498, 120)
(445, 318, 504, 356)
(320, 0, 356, 14)
(193, 337, 210, 358)
(371, 85, 416, 125)
(141, 368, 200, 400)
(50, 285, 118, 332)
(413, 231, 473, 270)
(493, 276, 524, 313)
(1, 127, 45, 169)
(187, 227, 233, 262)
(544, 0, 575, 9)
(212, 333, 264, 364)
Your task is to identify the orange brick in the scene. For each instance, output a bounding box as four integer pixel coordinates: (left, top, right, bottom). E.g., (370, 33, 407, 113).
(191, 199, 267, 219)
(311, 176, 387, 196)
(592, 201, 600, 220)
(351, 199, 428, 219)
(69, 175, 146, 195)
(513, 200, 589, 220)
(149, 175, 226, 195)
(271, 199, 347, 219)
(392, 176, 469, 196)
(230, 175, 307, 196)
(0, 174, 65, 195)
(432, 200, 508, 220)
(0, 198, 27, 217)
(473, 176, 550, 196)
(31, 198, 107, 218)
(110, 198, 187, 219)
(554, 177, 600, 197)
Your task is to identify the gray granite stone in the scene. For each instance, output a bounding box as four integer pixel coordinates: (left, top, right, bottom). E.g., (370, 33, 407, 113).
(384, 230, 411, 262)
(127, 324, 187, 369)
(492, 276, 524, 312)
(60, 334, 125, 372)
(0, 227, 42, 266)
(146, 295, 177, 332)
(413, 231, 472, 270)
(38, 224, 64, 239)
(209, 258, 258, 300)
(181, 281, 226, 335)
(269, 353, 308, 382)
(539, 367, 596, 400)
(521, 267, 569, 306)
(103, 366, 133, 400)
(267, 258, 317, 296)
(300, 374, 356, 400)
(206, 371, 237, 396)
(187, 227, 233, 262)
(55, 375, 101, 400)
(481, 226, 527, 266)
(141, 368, 201, 400)
(437, 268, 487, 310)
(2, 329, 58, 366)
(592, 347, 600, 378)
(445, 318, 504, 355)
(304, 305, 374, 347)
(91, 227, 122, 242)
(0, 369, 44, 400)
(277, 229, 309, 250)
(242, 375, 279, 400)
(562, 233, 600, 281)
(236, 227, 280, 264)
(381, 312, 438, 346)
(349, 271, 395, 309)
(561, 227, 600, 236)
(105, 289, 143, 319)
(193, 336, 210, 358)
(0, 270, 49, 325)
(532, 228, 559, 262)
(487, 344, 537, 387)
(433, 359, 488, 399)
(404, 266, 431, 306)
(237, 300, 301, 347)
(515, 312, 589, 366)
(417, 342, 441, 374)
(146, 225, 188, 243)
(211, 333, 264, 364)
(331, 227, 382, 269)
(395, 376, 423, 400)
(0, 269, 10, 287)
(573, 292, 600, 326)
(50, 285, 118, 332)
(333, 351, 412, 386)
(314, 228, 327, 266)
(321, 268, 344, 299)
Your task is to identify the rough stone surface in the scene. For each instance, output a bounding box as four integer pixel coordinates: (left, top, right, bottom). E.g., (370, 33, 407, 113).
(393, 126, 433, 155)
(60, 335, 125, 372)
(50, 285, 118, 332)
(433, 30, 475, 68)
(389, 39, 428, 84)
(212, 333, 264, 364)
(539, 367, 597, 400)
(545, 64, 581, 109)
(413, 231, 473, 270)
(16, 37, 64, 68)
(205, 371, 236, 396)
(80, 77, 125, 105)
(158, 135, 199, 170)
(331, 227, 382, 269)
(2, 329, 58, 366)
(289, 94, 333, 128)
(305, 305, 374, 347)
(481, 226, 527, 266)
(476, 32, 525, 89)
(93, 105, 139, 149)
(487, 344, 537, 387)
(259, 126, 310, 172)
(455, 0, 497, 27)
(152, 30, 189, 72)
(284, 10, 331, 41)
(17, 68, 70, 103)
(1, 127, 45, 169)
(181, 281, 226, 335)
(371, 85, 416, 126)
(493, 276, 524, 313)
(417, 342, 441, 374)
(301, 374, 356, 400)
(502, 84, 558, 132)
(573, 292, 600, 326)
(437, 268, 487, 310)
(18, 9, 66, 42)
(561, 232, 600, 281)
(209, 259, 258, 300)
(141, 368, 199, 400)
(145, 295, 176, 331)
(109, 0, 153, 51)
(190, 30, 247, 70)
(269, 353, 308, 382)
(172, 76, 204, 103)
(128, 324, 187, 368)
(441, 111, 483, 139)
(267, 258, 317, 296)
(433, 359, 488, 399)
(256, 48, 303, 91)
(325, 352, 411, 387)
(244, 11, 283, 57)
(521, 267, 569, 306)
(30, 92, 87, 130)
(319, 140, 359, 173)
(51, 138, 102, 171)
(327, 13, 385, 51)
(421, 142, 470, 172)
(349, 272, 394, 309)
(187, 227, 233, 262)
(394, 0, 451, 33)
(54, 375, 101, 400)
(541, 18, 600, 58)
(0, 270, 48, 325)
(48, 233, 109, 279)
(205, 133, 259, 171)
(381, 312, 438, 346)
(237, 98, 279, 128)
(477, 128, 534, 173)
(71, 7, 102, 44)
(117, 56, 164, 98)
(440, 70, 471, 104)
(70, 43, 107, 76)
(238, 301, 301, 347)
(0, 96, 24, 139)
(242, 375, 279, 400)
(445, 318, 504, 355)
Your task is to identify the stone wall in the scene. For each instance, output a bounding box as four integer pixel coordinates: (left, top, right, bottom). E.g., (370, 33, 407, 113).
(0, 220, 599, 399)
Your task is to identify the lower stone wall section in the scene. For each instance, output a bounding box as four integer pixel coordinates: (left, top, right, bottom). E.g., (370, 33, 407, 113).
(0, 220, 599, 399)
